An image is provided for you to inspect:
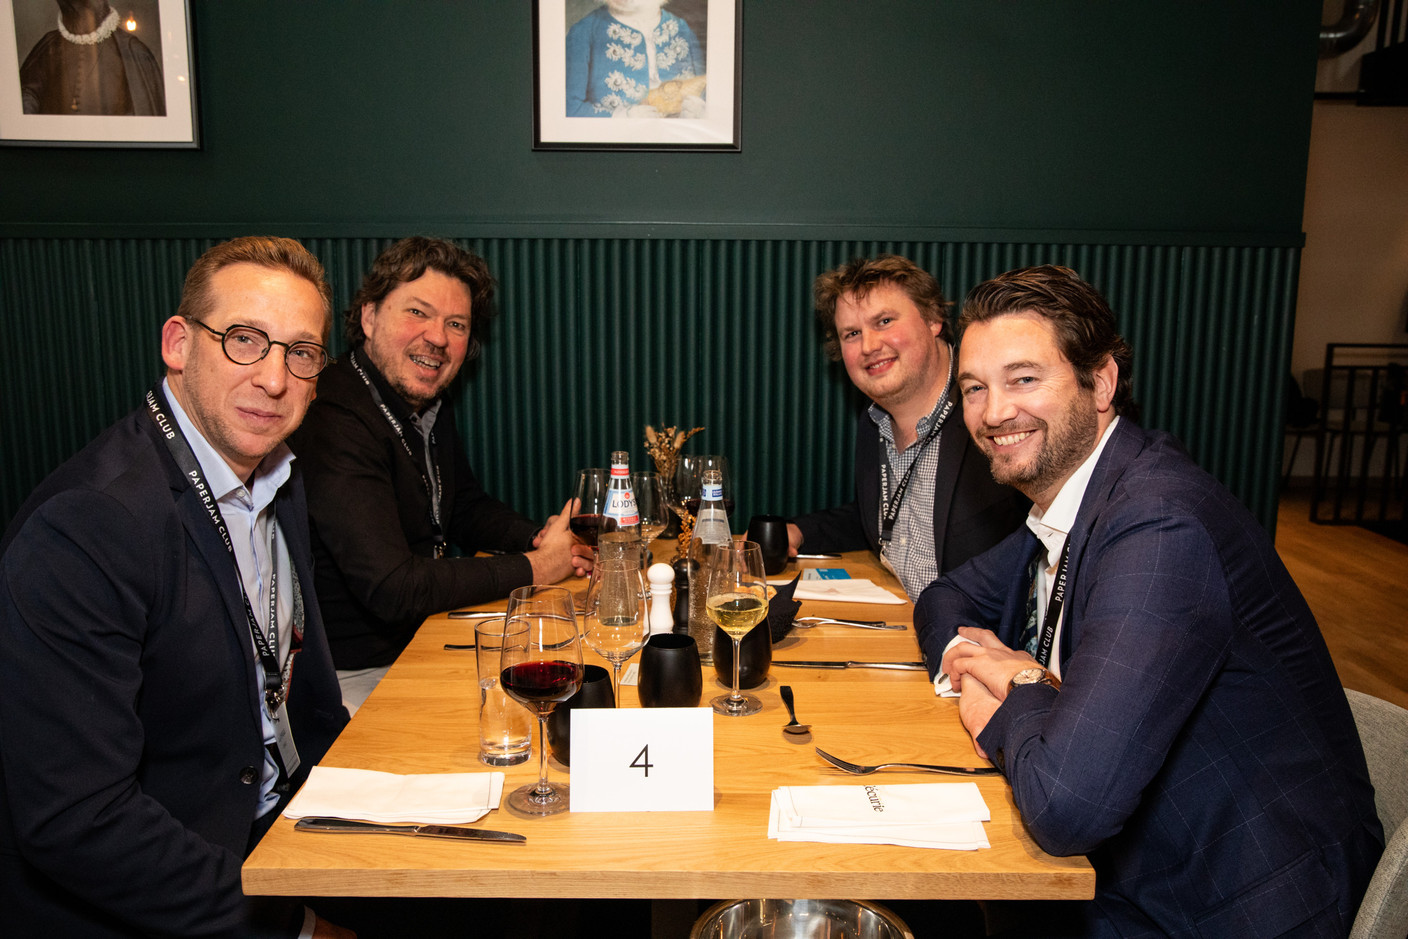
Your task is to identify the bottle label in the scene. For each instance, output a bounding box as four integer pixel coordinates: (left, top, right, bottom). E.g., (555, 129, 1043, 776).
(701, 483, 723, 501)
(610, 463, 629, 477)
(605, 489, 639, 526)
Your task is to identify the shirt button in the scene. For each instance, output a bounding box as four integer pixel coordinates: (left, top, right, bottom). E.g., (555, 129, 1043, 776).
(239, 766, 258, 785)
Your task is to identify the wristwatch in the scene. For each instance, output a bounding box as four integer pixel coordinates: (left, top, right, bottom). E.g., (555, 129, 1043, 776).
(1008, 666, 1054, 693)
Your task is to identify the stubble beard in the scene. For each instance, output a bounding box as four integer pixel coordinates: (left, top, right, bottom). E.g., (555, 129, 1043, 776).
(986, 391, 1100, 501)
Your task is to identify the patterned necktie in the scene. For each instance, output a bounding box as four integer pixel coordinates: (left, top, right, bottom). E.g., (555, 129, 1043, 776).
(1017, 534, 1044, 657)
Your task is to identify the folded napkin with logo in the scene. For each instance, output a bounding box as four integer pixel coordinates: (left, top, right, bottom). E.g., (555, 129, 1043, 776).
(768, 574, 906, 606)
(283, 766, 505, 824)
(767, 782, 990, 850)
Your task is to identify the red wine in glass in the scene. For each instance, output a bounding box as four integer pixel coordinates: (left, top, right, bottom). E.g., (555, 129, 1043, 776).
(569, 513, 619, 548)
(684, 497, 736, 517)
(501, 660, 585, 714)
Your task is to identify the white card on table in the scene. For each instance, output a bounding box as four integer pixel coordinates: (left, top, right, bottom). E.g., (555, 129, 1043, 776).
(568, 707, 714, 812)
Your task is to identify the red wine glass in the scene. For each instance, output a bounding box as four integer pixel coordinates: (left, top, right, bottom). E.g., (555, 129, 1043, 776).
(500, 585, 584, 815)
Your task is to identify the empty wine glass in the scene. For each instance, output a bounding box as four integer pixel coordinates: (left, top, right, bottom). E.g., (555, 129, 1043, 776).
(583, 557, 650, 702)
(632, 472, 669, 558)
(705, 541, 768, 716)
(500, 585, 584, 815)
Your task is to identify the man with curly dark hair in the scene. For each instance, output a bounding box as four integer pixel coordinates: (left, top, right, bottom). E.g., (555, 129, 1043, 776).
(291, 237, 590, 712)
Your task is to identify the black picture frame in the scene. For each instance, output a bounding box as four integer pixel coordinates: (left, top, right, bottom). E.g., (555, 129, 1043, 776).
(0, 0, 199, 148)
(533, 0, 740, 152)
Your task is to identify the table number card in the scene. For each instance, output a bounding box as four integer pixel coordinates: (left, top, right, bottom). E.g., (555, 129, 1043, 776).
(568, 707, 714, 812)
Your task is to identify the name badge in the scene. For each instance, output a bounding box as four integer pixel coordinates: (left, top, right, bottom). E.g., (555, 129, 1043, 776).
(568, 708, 713, 812)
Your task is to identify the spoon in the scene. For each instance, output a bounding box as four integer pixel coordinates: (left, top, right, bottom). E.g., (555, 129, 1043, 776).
(780, 686, 810, 736)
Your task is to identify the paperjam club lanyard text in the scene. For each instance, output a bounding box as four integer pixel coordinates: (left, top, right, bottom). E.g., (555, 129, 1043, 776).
(144, 386, 303, 778)
(877, 394, 954, 546)
(1033, 538, 1072, 669)
(348, 348, 447, 558)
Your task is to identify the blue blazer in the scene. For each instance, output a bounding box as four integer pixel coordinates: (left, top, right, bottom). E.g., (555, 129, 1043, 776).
(1, 405, 348, 937)
(915, 420, 1383, 938)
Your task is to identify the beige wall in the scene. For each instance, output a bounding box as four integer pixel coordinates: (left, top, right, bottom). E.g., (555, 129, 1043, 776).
(1293, 100, 1408, 382)
(1286, 100, 1408, 479)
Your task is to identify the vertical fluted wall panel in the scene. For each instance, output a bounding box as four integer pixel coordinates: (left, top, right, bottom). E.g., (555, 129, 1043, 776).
(0, 236, 1298, 531)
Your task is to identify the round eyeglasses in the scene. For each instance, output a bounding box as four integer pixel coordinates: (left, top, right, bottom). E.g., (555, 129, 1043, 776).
(190, 319, 330, 380)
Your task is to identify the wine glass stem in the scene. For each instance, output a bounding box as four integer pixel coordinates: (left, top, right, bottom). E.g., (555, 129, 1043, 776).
(534, 713, 552, 797)
(610, 660, 623, 704)
(730, 635, 745, 703)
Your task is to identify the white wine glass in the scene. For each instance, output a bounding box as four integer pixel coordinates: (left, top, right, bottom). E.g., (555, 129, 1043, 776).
(499, 585, 584, 815)
(705, 541, 768, 716)
(583, 557, 650, 702)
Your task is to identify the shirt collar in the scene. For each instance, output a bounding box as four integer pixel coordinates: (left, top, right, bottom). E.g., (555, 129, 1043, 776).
(161, 377, 294, 513)
(1026, 415, 1121, 556)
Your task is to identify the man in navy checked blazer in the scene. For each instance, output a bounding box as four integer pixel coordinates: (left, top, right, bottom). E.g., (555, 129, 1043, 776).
(916, 265, 1382, 938)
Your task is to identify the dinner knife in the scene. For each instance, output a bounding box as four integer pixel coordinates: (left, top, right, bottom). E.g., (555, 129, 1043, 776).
(447, 611, 505, 620)
(797, 617, 905, 630)
(294, 817, 526, 843)
(773, 660, 927, 670)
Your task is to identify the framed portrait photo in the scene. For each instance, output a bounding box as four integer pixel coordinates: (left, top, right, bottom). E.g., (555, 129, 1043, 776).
(534, 0, 740, 152)
(0, 0, 198, 148)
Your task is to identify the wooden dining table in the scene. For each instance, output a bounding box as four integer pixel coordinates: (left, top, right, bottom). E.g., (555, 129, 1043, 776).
(242, 548, 1093, 904)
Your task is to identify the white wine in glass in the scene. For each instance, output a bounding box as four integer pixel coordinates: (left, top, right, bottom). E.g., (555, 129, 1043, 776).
(705, 541, 768, 716)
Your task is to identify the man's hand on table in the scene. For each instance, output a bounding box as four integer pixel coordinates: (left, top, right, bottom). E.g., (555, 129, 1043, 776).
(530, 498, 593, 581)
(943, 626, 1044, 756)
(785, 522, 803, 557)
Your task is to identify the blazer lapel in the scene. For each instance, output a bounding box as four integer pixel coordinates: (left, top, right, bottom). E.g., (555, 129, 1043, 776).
(1056, 419, 1148, 666)
(928, 394, 968, 574)
(147, 417, 261, 686)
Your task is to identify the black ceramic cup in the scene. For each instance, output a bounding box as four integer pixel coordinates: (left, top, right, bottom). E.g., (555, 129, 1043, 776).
(747, 514, 790, 575)
(546, 663, 614, 766)
(638, 633, 704, 708)
(712, 621, 772, 689)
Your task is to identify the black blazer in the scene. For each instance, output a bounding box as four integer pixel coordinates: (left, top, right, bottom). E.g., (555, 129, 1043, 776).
(0, 404, 347, 937)
(792, 395, 1028, 579)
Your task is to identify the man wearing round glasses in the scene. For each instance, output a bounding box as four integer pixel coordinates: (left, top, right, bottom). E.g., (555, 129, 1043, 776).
(1, 238, 352, 937)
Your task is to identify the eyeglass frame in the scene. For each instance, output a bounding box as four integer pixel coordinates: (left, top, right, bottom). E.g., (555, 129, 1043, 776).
(187, 318, 331, 380)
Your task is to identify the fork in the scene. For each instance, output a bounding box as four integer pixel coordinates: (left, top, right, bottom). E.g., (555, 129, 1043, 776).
(814, 747, 1000, 777)
(793, 617, 905, 630)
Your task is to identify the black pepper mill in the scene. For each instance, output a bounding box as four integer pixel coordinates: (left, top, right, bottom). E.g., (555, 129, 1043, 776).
(671, 556, 695, 634)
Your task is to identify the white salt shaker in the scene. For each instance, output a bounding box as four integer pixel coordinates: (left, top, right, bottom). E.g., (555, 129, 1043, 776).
(647, 562, 675, 635)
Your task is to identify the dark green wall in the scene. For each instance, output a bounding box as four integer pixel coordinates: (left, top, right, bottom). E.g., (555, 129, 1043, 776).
(1, 1, 1319, 235)
(0, 1, 1321, 531)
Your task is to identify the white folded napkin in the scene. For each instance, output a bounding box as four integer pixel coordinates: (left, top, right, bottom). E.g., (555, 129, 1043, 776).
(933, 634, 981, 697)
(282, 766, 504, 825)
(768, 782, 990, 850)
(774, 577, 906, 605)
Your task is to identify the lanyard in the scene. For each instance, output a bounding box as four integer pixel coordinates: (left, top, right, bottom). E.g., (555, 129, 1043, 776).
(348, 349, 446, 558)
(877, 394, 954, 545)
(1032, 537, 1072, 668)
(144, 385, 299, 711)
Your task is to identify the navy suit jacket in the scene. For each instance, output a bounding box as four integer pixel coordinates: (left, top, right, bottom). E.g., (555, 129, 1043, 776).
(792, 395, 1028, 578)
(0, 404, 348, 937)
(915, 420, 1382, 938)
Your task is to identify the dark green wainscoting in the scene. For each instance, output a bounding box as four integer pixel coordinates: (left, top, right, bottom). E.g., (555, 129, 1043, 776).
(0, 236, 1297, 532)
